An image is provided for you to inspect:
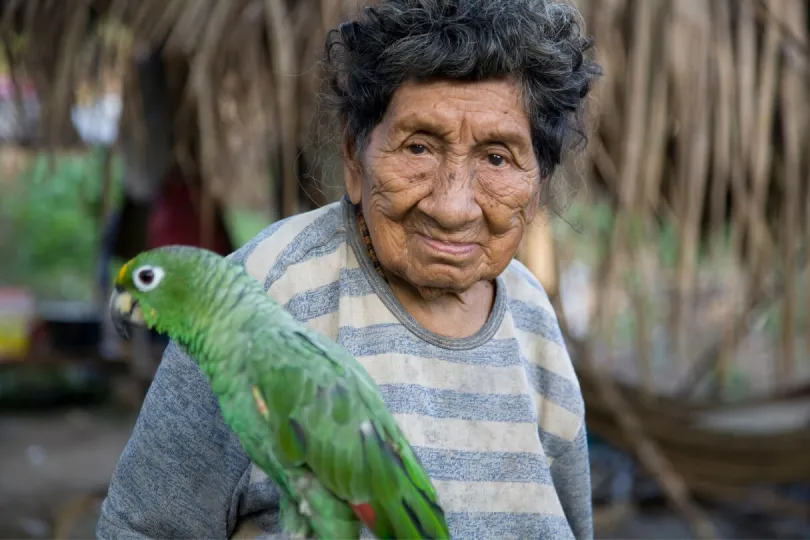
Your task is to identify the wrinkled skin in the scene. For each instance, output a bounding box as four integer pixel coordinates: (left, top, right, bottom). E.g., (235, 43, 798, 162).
(344, 78, 542, 337)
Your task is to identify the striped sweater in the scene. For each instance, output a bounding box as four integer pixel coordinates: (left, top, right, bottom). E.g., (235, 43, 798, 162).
(97, 196, 592, 540)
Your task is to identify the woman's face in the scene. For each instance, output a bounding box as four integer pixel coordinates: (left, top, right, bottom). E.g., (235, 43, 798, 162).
(344, 78, 541, 294)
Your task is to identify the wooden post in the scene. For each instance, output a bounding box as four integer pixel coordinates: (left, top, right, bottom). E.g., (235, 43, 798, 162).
(517, 211, 558, 296)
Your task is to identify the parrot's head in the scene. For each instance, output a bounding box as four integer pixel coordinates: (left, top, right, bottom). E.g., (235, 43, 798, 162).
(109, 245, 217, 341)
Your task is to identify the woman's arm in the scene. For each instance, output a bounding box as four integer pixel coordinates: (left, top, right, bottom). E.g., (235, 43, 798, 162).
(550, 424, 594, 540)
(96, 342, 251, 539)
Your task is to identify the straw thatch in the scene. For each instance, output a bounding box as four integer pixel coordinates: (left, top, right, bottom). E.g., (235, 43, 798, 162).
(2, 0, 808, 402)
(0, 0, 370, 215)
(2, 0, 807, 397)
(555, 2, 810, 532)
(563, 0, 809, 396)
(2, 0, 806, 226)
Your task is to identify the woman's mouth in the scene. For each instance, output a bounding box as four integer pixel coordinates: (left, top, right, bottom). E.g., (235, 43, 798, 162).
(418, 234, 477, 256)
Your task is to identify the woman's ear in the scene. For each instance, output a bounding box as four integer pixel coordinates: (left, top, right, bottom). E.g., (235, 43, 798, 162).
(342, 129, 362, 204)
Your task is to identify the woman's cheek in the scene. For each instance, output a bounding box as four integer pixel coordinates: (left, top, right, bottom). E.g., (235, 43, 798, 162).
(369, 157, 436, 214)
(476, 172, 536, 231)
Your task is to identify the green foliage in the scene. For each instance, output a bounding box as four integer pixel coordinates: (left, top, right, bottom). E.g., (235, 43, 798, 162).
(552, 199, 614, 264)
(657, 219, 679, 269)
(553, 199, 733, 271)
(0, 149, 123, 301)
(0, 148, 278, 303)
(225, 207, 274, 248)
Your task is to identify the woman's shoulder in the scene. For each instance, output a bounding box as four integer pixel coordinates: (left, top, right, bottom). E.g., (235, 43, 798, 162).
(228, 200, 348, 293)
(501, 258, 567, 352)
(501, 258, 581, 391)
(502, 258, 558, 316)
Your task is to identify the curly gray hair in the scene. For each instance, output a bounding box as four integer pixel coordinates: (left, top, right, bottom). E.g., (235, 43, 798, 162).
(322, 0, 601, 180)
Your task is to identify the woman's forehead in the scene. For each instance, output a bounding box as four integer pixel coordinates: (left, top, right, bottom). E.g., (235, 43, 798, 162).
(381, 79, 531, 143)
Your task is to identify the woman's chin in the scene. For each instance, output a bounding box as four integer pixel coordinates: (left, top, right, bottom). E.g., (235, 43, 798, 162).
(404, 264, 483, 294)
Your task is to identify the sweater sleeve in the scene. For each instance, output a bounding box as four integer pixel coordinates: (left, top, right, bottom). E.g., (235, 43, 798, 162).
(550, 423, 594, 540)
(96, 342, 251, 539)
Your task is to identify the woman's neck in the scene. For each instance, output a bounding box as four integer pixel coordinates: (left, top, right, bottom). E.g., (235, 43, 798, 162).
(389, 273, 495, 338)
(356, 206, 495, 339)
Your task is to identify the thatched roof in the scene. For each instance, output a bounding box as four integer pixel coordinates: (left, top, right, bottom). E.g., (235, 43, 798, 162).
(0, 0, 808, 225)
(0, 0, 368, 212)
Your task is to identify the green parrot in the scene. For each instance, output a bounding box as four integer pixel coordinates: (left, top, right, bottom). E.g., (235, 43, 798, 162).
(109, 245, 450, 540)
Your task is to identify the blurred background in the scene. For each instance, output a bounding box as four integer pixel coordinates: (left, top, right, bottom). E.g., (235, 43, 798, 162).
(0, 0, 808, 538)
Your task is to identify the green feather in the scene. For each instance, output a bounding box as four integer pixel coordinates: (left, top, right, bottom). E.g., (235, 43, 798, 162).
(114, 246, 450, 539)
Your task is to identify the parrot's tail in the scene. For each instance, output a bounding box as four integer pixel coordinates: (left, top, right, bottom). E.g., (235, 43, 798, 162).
(357, 422, 450, 539)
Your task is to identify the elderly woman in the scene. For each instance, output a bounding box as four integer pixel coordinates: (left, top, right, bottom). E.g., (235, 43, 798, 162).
(97, 0, 600, 538)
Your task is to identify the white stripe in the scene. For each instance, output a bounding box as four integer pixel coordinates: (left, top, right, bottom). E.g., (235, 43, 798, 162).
(302, 294, 398, 340)
(305, 310, 340, 340)
(358, 354, 530, 396)
(301, 294, 399, 337)
(516, 328, 579, 387)
(338, 293, 399, 327)
(394, 413, 542, 454)
(434, 479, 565, 516)
(503, 265, 556, 314)
(244, 205, 334, 283)
(362, 351, 581, 445)
(247, 470, 565, 517)
(534, 392, 583, 443)
(494, 310, 518, 340)
(268, 248, 358, 305)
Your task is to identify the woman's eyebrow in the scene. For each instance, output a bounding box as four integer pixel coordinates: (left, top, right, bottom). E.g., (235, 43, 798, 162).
(390, 115, 449, 137)
(391, 115, 530, 148)
(480, 129, 531, 149)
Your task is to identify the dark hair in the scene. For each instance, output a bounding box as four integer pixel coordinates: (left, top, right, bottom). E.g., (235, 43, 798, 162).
(322, 0, 601, 180)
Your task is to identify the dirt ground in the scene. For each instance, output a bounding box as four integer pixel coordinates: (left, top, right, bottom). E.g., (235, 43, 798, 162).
(0, 406, 135, 538)
(0, 406, 806, 539)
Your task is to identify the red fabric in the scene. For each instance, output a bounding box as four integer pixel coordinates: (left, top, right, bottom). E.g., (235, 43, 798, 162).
(146, 174, 233, 256)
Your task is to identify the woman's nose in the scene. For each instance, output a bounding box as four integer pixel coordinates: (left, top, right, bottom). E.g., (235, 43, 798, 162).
(416, 163, 483, 231)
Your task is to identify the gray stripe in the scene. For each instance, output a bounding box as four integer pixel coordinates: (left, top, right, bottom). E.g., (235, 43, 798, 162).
(379, 384, 537, 423)
(244, 450, 553, 487)
(282, 268, 372, 322)
(228, 465, 253, 533)
(264, 206, 344, 289)
(283, 281, 341, 322)
(338, 267, 375, 296)
(337, 324, 524, 367)
(240, 478, 280, 515)
(509, 298, 565, 346)
(445, 512, 575, 540)
(249, 511, 281, 537)
(415, 447, 553, 484)
(538, 427, 574, 461)
(522, 359, 585, 416)
(247, 509, 574, 539)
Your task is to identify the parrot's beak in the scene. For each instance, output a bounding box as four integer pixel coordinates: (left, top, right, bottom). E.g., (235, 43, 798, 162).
(109, 286, 144, 340)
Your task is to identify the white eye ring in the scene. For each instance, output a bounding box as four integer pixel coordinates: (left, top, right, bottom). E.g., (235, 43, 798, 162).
(132, 265, 164, 292)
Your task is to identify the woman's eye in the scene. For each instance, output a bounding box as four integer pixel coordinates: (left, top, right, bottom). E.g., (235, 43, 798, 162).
(407, 144, 427, 155)
(488, 153, 506, 167)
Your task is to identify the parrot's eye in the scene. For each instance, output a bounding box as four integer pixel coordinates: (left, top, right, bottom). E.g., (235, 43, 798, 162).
(133, 265, 164, 292)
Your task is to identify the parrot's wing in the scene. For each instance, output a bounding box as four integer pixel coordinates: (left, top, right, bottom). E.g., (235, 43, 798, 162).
(249, 325, 449, 539)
